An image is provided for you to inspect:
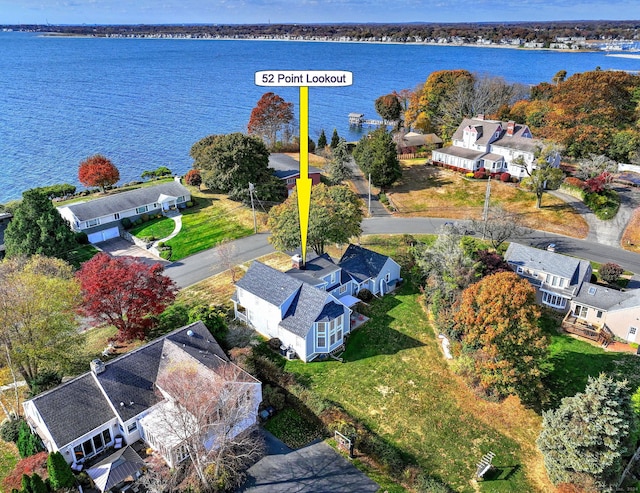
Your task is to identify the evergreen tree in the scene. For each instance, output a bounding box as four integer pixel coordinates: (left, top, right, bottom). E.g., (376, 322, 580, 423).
(330, 128, 340, 148)
(21, 474, 32, 493)
(317, 129, 327, 149)
(537, 374, 637, 491)
(352, 128, 402, 190)
(47, 451, 76, 489)
(16, 421, 42, 458)
(4, 189, 77, 259)
(328, 139, 353, 184)
(29, 473, 47, 493)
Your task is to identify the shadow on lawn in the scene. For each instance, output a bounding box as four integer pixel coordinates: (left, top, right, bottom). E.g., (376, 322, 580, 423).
(481, 464, 521, 482)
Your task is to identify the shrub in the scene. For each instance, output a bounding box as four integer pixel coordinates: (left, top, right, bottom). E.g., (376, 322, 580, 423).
(29, 472, 47, 493)
(2, 452, 48, 493)
(599, 263, 624, 284)
(47, 451, 75, 489)
(27, 370, 62, 397)
(564, 176, 586, 190)
(184, 169, 202, 188)
(378, 193, 389, 205)
(74, 231, 89, 245)
(0, 415, 24, 443)
(134, 218, 143, 226)
(120, 217, 132, 229)
(159, 249, 172, 260)
(511, 176, 519, 183)
(465, 172, 474, 178)
(17, 421, 43, 458)
(357, 289, 373, 302)
(415, 473, 453, 493)
(268, 338, 282, 351)
(500, 172, 511, 182)
(141, 213, 150, 222)
(262, 384, 286, 411)
(188, 304, 227, 338)
(186, 201, 194, 207)
(473, 170, 486, 179)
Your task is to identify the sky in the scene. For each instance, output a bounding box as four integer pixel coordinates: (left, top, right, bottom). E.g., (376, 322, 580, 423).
(1, 0, 639, 25)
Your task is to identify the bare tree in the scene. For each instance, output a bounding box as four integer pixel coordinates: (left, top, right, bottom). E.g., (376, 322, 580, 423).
(216, 239, 240, 283)
(153, 359, 264, 491)
(575, 154, 618, 180)
(472, 206, 531, 249)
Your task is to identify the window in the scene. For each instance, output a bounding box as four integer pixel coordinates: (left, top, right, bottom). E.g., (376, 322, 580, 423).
(178, 195, 185, 202)
(114, 213, 120, 220)
(385, 272, 390, 283)
(317, 323, 326, 348)
(102, 429, 111, 445)
(287, 178, 296, 184)
(82, 439, 94, 457)
(630, 327, 637, 335)
(588, 286, 597, 295)
(127, 421, 138, 433)
(92, 433, 104, 452)
(596, 310, 603, 319)
(176, 444, 190, 463)
(573, 305, 588, 318)
(339, 284, 348, 294)
(542, 292, 566, 309)
(136, 205, 148, 214)
(516, 266, 523, 274)
(86, 218, 99, 228)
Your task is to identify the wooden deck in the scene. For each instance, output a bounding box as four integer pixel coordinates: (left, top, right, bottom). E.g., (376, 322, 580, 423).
(561, 314, 613, 345)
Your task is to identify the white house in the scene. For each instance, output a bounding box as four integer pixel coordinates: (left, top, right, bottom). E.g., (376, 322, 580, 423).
(232, 245, 401, 362)
(23, 322, 261, 469)
(57, 181, 191, 244)
(431, 116, 560, 178)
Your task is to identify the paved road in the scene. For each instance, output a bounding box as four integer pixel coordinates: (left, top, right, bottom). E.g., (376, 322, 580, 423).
(163, 217, 640, 288)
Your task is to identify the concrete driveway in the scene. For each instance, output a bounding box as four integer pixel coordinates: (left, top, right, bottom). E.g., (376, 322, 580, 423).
(96, 238, 169, 267)
(240, 432, 379, 493)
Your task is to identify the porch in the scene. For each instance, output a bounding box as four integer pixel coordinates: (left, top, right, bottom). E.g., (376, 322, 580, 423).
(561, 314, 614, 346)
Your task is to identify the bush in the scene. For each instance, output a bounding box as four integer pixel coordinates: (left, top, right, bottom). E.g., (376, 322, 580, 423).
(473, 170, 486, 179)
(268, 338, 282, 351)
(2, 452, 48, 493)
(120, 217, 132, 229)
(47, 451, 75, 489)
(564, 176, 586, 190)
(186, 201, 194, 208)
(415, 473, 453, 493)
(378, 193, 388, 205)
(27, 370, 62, 397)
(500, 172, 511, 182)
(159, 249, 172, 260)
(188, 304, 227, 339)
(465, 172, 474, 178)
(29, 472, 47, 493)
(74, 231, 89, 245)
(583, 190, 620, 220)
(511, 176, 519, 183)
(17, 421, 43, 458)
(141, 213, 150, 222)
(262, 384, 286, 411)
(357, 289, 373, 302)
(0, 415, 24, 443)
(599, 262, 624, 284)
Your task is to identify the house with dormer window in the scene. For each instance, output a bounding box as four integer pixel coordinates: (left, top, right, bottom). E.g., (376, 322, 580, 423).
(431, 116, 559, 178)
(231, 245, 401, 362)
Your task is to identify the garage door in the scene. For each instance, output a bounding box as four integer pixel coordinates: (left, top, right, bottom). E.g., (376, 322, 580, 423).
(87, 227, 120, 244)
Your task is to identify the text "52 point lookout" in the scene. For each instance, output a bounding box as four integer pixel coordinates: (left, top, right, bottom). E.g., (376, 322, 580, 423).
(255, 70, 353, 87)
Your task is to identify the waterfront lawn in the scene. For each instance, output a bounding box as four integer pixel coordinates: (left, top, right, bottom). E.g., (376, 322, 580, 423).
(284, 282, 550, 493)
(129, 216, 176, 241)
(165, 191, 256, 260)
(389, 162, 589, 238)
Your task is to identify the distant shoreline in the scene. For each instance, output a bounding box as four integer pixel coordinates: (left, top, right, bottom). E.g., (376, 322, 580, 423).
(38, 32, 600, 53)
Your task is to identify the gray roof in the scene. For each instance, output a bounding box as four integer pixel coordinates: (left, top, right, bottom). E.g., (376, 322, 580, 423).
(63, 182, 190, 222)
(29, 373, 116, 449)
(339, 244, 391, 283)
(280, 284, 337, 338)
(434, 146, 486, 161)
(401, 132, 442, 147)
(573, 282, 640, 311)
(285, 254, 340, 287)
(237, 261, 302, 307)
(26, 321, 232, 447)
(504, 243, 590, 286)
(87, 446, 145, 492)
(491, 137, 539, 154)
(269, 154, 322, 179)
(452, 118, 532, 146)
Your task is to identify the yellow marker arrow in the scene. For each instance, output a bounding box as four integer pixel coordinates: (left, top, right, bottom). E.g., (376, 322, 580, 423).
(296, 85, 312, 265)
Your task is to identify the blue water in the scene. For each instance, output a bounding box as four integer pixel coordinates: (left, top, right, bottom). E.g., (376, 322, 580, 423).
(1, 31, 639, 203)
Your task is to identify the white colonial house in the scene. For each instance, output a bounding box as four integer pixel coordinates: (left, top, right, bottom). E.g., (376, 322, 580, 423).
(232, 245, 402, 362)
(431, 116, 560, 178)
(57, 181, 190, 244)
(23, 322, 261, 471)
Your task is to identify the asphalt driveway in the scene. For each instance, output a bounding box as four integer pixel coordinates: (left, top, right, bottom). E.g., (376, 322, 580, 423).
(239, 432, 379, 493)
(96, 237, 169, 267)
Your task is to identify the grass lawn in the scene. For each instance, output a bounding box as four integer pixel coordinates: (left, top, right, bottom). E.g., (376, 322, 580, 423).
(263, 408, 324, 449)
(388, 162, 588, 238)
(129, 216, 176, 241)
(65, 244, 99, 268)
(0, 441, 19, 493)
(284, 283, 550, 493)
(165, 189, 257, 260)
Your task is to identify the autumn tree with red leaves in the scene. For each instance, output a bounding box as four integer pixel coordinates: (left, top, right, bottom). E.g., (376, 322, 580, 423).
(2, 451, 48, 493)
(454, 271, 548, 405)
(184, 169, 202, 189)
(78, 154, 120, 192)
(77, 253, 177, 341)
(247, 92, 294, 148)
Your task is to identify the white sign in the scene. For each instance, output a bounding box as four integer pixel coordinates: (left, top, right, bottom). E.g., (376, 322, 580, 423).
(255, 70, 353, 87)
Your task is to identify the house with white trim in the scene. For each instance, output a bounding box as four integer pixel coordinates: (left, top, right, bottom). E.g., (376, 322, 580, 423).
(57, 181, 190, 244)
(232, 245, 401, 362)
(431, 116, 560, 178)
(23, 322, 260, 469)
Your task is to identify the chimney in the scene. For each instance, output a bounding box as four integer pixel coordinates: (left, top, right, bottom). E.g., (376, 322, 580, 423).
(476, 114, 484, 121)
(506, 121, 515, 136)
(291, 254, 304, 270)
(90, 359, 105, 375)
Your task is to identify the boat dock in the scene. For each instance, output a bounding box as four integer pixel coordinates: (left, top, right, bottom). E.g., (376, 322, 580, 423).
(348, 113, 397, 127)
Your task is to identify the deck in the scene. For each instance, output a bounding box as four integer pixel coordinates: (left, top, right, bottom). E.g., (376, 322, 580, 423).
(561, 314, 613, 345)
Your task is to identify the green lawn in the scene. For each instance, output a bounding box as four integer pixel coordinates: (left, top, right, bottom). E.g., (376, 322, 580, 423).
(263, 408, 324, 449)
(284, 283, 540, 493)
(165, 197, 253, 260)
(65, 244, 99, 268)
(0, 441, 18, 493)
(128, 217, 176, 241)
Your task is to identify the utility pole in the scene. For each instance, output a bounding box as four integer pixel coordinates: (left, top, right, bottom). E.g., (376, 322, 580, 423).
(249, 182, 257, 234)
(368, 173, 372, 216)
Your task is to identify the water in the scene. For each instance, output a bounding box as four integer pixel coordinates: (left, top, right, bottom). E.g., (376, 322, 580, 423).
(1, 31, 639, 203)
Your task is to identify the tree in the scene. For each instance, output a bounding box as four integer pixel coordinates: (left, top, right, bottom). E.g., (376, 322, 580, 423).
(475, 249, 512, 277)
(46, 451, 75, 490)
(537, 374, 637, 490)
(575, 154, 618, 181)
(330, 128, 340, 149)
(78, 154, 120, 192)
(454, 271, 548, 404)
(17, 421, 43, 458)
(552, 70, 567, 84)
(317, 129, 327, 149)
(142, 166, 172, 180)
(154, 361, 264, 490)
(1, 452, 48, 493)
(353, 128, 402, 190)
(268, 184, 363, 255)
(471, 206, 531, 249)
(28, 473, 46, 493)
(190, 133, 286, 202)
(77, 253, 177, 341)
(184, 169, 202, 189)
(0, 256, 81, 386)
(374, 93, 402, 122)
(328, 139, 353, 184)
(4, 189, 77, 260)
(516, 144, 565, 208)
(599, 262, 624, 285)
(247, 92, 294, 148)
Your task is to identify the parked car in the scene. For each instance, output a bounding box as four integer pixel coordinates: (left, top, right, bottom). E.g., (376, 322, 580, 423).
(546, 243, 556, 252)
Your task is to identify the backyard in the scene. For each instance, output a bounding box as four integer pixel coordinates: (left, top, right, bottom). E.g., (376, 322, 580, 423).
(387, 161, 589, 238)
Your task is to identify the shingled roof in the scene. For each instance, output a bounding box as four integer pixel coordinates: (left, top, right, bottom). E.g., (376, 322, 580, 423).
(280, 284, 336, 338)
(236, 261, 302, 307)
(339, 244, 390, 283)
(62, 182, 190, 222)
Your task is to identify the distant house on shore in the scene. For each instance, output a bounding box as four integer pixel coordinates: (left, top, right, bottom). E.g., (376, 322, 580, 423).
(398, 131, 443, 154)
(57, 181, 190, 244)
(431, 116, 560, 178)
(0, 212, 12, 256)
(269, 154, 322, 196)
